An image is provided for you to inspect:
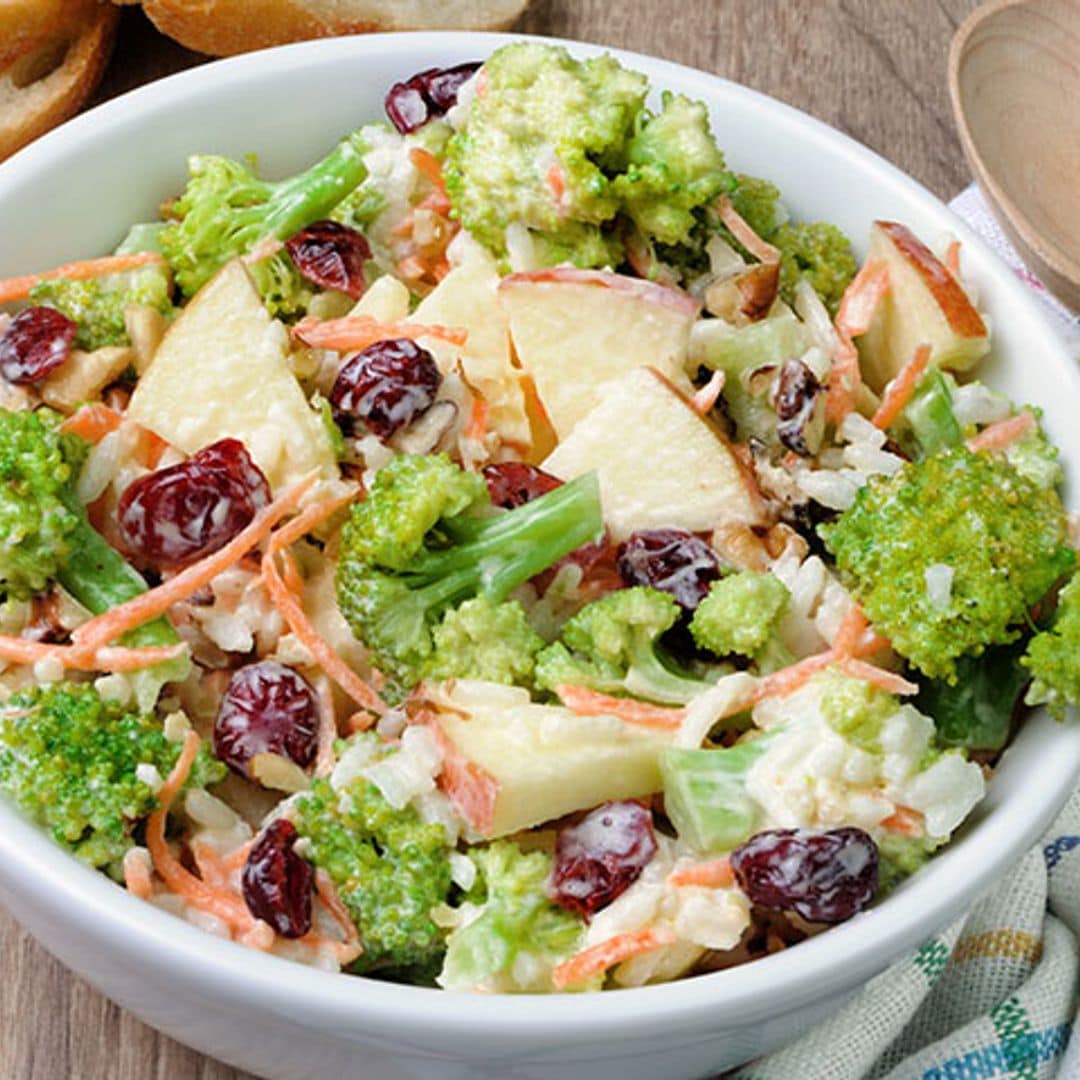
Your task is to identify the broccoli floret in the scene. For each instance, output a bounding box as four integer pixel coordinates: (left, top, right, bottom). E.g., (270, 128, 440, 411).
(1004, 409, 1063, 490)
(438, 840, 587, 993)
(428, 596, 544, 686)
(0, 683, 224, 873)
(0, 407, 189, 705)
(1023, 574, 1080, 720)
(818, 668, 899, 754)
(292, 773, 451, 975)
(30, 259, 173, 351)
(245, 249, 315, 319)
(822, 447, 1075, 680)
(689, 571, 790, 659)
(534, 587, 712, 705)
(612, 92, 733, 248)
(774, 220, 857, 314)
(161, 130, 369, 298)
(335, 453, 602, 698)
(728, 174, 784, 239)
(877, 832, 945, 895)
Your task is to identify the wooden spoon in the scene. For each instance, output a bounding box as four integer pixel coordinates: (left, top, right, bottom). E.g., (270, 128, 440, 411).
(949, 0, 1080, 311)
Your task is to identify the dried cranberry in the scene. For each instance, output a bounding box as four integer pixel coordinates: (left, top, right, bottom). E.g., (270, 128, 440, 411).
(616, 529, 722, 612)
(482, 462, 562, 509)
(285, 220, 370, 299)
(117, 438, 270, 568)
(329, 338, 441, 441)
(214, 661, 320, 777)
(385, 62, 482, 134)
(242, 819, 313, 938)
(775, 359, 823, 457)
(730, 827, 879, 924)
(551, 801, 658, 919)
(0, 307, 76, 384)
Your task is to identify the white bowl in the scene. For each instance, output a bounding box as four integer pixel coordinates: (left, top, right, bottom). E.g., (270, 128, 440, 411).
(1, 31, 1078, 1080)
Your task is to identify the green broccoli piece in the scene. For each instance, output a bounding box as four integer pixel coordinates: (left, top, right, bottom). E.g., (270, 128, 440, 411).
(245, 249, 314, 319)
(0, 682, 224, 873)
(0, 407, 189, 706)
(335, 453, 602, 698)
(161, 129, 369, 298)
(689, 571, 790, 659)
(1023, 574, 1080, 720)
(822, 447, 1075, 680)
(438, 840, 587, 993)
(728, 174, 784, 239)
(774, 220, 857, 314)
(1003, 408, 1063, 490)
(534, 587, 712, 705)
(877, 832, 945, 895)
(427, 596, 544, 686)
(899, 367, 963, 460)
(612, 92, 733, 248)
(818, 668, 900, 754)
(292, 772, 451, 975)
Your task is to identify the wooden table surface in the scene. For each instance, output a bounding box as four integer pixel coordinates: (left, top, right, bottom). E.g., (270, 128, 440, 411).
(1, 2, 977, 1077)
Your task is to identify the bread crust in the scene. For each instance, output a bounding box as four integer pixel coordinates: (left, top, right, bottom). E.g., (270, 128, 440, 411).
(0, 0, 104, 67)
(0, 5, 119, 161)
(139, 0, 528, 56)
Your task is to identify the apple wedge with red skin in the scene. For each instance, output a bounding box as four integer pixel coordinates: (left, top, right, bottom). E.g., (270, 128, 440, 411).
(542, 365, 766, 541)
(498, 267, 700, 441)
(859, 220, 989, 391)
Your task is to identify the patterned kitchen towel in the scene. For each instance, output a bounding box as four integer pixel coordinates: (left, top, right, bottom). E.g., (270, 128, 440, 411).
(731, 184, 1080, 1080)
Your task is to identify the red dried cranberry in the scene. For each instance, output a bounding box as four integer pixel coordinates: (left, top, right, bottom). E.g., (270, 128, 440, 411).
(214, 661, 320, 777)
(730, 827, 879, 924)
(0, 307, 76, 384)
(482, 462, 562, 509)
(117, 438, 270, 568)
(242, 819, 313, 938)
(285, 220, 370, 299)
(616, 529, 722, 612)
(329, 338, 441, 441)
(551, 801, 658, 919)
(385, 62, 482, 134)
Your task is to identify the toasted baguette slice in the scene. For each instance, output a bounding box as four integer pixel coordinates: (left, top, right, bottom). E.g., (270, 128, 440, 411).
(0, 0, 101, 66)
(0, 5, 118, 162)
(138, 0, 530, 56)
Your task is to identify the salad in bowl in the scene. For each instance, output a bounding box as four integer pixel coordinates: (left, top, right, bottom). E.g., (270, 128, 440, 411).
(0, 41, 1076, 997)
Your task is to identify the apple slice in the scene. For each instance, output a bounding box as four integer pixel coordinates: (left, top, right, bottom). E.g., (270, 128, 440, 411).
(430, 685, 674, 839)
(128, 260, 336, 490)
(408, 243, 531, 449)
(499, 267, 700, 440)
(348, 273, 411, 322)
(542, 366, 765, 541)
(859, 220, 989, 391)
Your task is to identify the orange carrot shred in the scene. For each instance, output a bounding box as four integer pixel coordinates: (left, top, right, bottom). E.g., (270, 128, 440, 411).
(292, 314, 467, 352)
(464, 396, 489, 442)
(72, 473, 317, 652)
(409, 146, 447, 192)
(122, 849, 153, 901)
(717, 197, 780, 264)
(431, 719, 499, 835)
(881, 805, 925, 837)
(827, 260, 890, 424)
(872, 343, 932, 430)
(552, 928, 677, 990)
(667, 858, 734, 889)
(0, 634, 185, 672)
(0, 252, 166, 305)
(945, 240, 961, 278)
(966, 411, 1037, 453)
(60, 403, 123, 444)
(555, 685, 685, 729)
(837, 657, 919, 696)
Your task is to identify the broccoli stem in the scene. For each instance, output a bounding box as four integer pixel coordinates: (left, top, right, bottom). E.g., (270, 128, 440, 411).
(416, 472, 603, 602)
(624, 641, 712, 705)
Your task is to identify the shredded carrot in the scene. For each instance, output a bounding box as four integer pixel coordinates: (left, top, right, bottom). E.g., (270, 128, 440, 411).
(552, 927, 677, 990)
(555, 685, 685, 729)
(690, 370, 726, 416)
(0, 634, 186, 672)
(313, 868, 362, 965)
(464, 396, 489, 442)
(191, 839, 232, 889)
(966, 410, 1036, 453)
(872, 343, 932, 430)
(72, 474, 317, 652)
(831, 604, 871, 657)
(239, 922, 277, 951)
(313, 676, 339, 778)
(547, 162, 567, 206)
(837, 657, 919, 696)
(222, 841, 254, 873)
(279, 547, 304, 596)
(0, 252, 166, 305)
(292, 314, 467, 352)
(881, 805, 925, 837)
(945, 240, 961, 278)
(397, 254, 429, 281)
(749, 650, 838, 706)
(260, 488, 386, 716)
(717, 197, 780, 264)
(122, 849, 153, 901)
(417, 189, 453, 216)
(667, 857, 734, 889)
(432, 719, 499, 835)
(827, 260, 891, 424)
(409, 146, 448, 193)
(60, 403, 123, 444)
(144, 730, 255, 933)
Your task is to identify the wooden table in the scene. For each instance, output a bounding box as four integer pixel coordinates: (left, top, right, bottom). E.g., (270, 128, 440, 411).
(1, 2, 977, 1076)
